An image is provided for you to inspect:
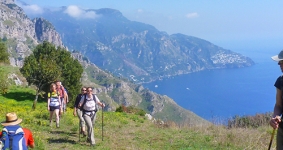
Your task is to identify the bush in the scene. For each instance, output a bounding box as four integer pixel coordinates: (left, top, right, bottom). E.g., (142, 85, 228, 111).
(227, 112, 272, 128)
(115, 105, 146, 116)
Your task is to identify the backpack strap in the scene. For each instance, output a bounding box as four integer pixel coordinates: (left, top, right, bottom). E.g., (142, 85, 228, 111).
(3, 126, 24, 134)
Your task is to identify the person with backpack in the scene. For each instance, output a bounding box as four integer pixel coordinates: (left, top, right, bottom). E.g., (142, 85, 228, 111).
(0, 112, 35, 149)
(270, 50, 283, 149)
(48, 83, 62, 128)
(78, 87, 105, 146)
(73, 87, 87, 136)
(56, 81, 67, 114)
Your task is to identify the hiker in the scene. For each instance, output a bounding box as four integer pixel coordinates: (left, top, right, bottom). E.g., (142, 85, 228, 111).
(74, 87, 87, 136)
(270, 50, 283, 149)
(0, 112, 35, 149)
(78, 87, 105, 146)
(56, 81, 67, 113)
(48, 83, 62, 128)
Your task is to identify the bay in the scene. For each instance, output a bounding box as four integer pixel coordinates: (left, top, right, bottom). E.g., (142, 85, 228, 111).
(142, 49, 281, 121)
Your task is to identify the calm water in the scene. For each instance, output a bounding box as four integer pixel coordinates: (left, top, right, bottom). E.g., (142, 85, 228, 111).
(143, 49, 281, 121)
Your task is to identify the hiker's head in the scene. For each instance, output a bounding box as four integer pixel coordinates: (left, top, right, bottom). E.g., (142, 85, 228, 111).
(1, 112, 22, 126)
(87, 87, 93, 95)
(272, 50, 283, 72)
(56, 81, 62, 88)
(50, 83, 56, 91)
(81, 87, 87, 94)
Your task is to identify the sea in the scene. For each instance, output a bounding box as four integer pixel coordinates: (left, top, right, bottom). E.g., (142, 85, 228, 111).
(142, 48, 282, 122)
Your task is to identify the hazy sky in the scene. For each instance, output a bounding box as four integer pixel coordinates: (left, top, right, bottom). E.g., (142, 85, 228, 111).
(18, 0, 283, 52)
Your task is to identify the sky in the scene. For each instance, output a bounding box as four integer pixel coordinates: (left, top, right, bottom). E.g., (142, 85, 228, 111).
(17, 0, 283, 54)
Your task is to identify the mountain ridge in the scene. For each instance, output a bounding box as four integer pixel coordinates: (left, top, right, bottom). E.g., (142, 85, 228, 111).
(25, 6, 254, 83)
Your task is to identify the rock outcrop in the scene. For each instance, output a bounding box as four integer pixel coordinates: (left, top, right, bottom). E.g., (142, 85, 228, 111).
(0, 0, 64, 66)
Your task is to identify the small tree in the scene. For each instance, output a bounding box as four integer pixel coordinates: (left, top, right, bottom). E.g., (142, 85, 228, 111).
(0, 40, 9, 64)
(20, 41, 83, 109)
(0, 67, 10, 94)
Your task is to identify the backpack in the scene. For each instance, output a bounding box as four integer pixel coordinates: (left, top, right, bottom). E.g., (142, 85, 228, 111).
(81, 94, 98, 113)
(0, 125, 27, 150)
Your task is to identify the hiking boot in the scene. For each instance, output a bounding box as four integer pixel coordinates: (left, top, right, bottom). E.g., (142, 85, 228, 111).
(49, 121, 52, 127)
(56, 123, 60, 128)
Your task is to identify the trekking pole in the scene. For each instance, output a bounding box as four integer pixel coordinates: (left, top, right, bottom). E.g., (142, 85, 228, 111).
(268, 128, 276, 150)
(102, 103, 104, 141)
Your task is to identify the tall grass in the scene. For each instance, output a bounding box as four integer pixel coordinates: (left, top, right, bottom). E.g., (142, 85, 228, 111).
(0, 86, 277, 150)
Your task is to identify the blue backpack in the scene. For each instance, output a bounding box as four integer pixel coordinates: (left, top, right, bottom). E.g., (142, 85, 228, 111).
(1, 125, 27, 150)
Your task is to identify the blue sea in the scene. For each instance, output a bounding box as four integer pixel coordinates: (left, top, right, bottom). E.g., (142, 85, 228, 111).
(142, 48, 282, 121)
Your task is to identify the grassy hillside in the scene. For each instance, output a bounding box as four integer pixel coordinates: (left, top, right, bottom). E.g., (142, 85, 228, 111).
(0, 86, 276, 150)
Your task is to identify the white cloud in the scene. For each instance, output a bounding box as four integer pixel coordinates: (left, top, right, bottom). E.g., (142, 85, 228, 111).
(64, 5, 99, 19)
(21, 4, 44, 14)
(64, 5, 82, 18)
(186, 12, 199, 19)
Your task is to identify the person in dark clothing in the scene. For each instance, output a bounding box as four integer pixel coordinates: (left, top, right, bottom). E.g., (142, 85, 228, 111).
(73, 87, 87, 136)
(270, 50, 283, 149)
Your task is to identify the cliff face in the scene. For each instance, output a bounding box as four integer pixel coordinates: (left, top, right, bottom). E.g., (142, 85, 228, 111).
(0, 0, 64, 66)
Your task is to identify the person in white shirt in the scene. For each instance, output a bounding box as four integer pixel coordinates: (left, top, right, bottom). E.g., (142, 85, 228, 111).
(78, 87, 105, 146)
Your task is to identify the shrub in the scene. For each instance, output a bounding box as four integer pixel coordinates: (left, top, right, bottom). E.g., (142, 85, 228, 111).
(227, 112, 272, 128)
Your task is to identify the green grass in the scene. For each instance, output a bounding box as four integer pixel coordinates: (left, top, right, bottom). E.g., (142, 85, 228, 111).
(0, 86, 277, 150)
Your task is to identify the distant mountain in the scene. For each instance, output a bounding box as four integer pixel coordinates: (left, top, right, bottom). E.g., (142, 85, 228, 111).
(0, 0, 211, 125)
(25, 6, 254, 83)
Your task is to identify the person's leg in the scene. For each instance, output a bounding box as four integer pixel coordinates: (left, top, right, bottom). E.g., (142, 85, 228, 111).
(55, 109, 60, 128)
(91, 113, 97, 125)
(49, 108, 54, 126)
(77, 109, 86, 134)
(83, 114, 95, 145)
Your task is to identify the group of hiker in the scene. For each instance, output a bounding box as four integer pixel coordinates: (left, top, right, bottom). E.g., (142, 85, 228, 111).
(0, 81, 105, 149)
(47, 81, 68, 128)
(47, 82, 105, 146)
(73, 87, 105, 146)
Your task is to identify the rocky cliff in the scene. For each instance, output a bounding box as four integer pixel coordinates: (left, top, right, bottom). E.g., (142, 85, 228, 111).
(0, 0, 64, 66)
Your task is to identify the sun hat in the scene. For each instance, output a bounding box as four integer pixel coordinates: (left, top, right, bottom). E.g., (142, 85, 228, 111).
(271, 50, 283, 61)
(1, 112, 22, 126)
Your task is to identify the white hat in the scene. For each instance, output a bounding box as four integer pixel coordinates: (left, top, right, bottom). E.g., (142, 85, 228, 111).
(271, 50, 283, 61)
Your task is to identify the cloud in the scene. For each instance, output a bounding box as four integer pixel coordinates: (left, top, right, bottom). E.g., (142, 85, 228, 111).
(19, 4, 44, 15)
(186, 12, 199, 19)
(64, 5, 99, 19)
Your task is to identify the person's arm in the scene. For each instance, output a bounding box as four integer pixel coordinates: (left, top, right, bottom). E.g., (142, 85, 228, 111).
(78, 95, 85, 108)
(270, 88, 283, 129)
(24, 128, 35, 148)
(62, 86, 67, 103)
(47, 93, 50, 111)
(65, 93, 69, 103)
